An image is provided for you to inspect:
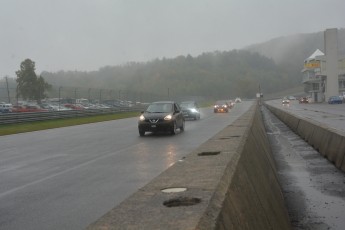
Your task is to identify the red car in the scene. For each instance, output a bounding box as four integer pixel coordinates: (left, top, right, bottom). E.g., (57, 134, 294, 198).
(11, 105, 48, 112)
(299, 97, 309, 104)
(64, 104, 84, 110)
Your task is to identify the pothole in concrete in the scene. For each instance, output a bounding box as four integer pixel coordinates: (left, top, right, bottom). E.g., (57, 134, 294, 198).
(161, 188, 187, 193)
(163, 197, 201, 207)
(198, 151, 221, 156)
(178, 157, 186, 162)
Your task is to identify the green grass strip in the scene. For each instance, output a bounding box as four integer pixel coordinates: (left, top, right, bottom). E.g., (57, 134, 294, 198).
(0, 111, 140, 136)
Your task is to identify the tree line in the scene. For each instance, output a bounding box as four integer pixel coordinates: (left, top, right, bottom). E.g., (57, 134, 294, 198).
(41, 50, 299, 100)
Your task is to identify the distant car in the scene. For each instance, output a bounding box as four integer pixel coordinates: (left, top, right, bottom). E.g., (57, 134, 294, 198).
(0, 103, 13, 113)
(282, 98, 290, 105)
(138, 101, 185, 136)
(287, 96, 296, 100)
(11, 105, 48, 112)
(235, 97, 242, 103)
(214, 100, 229, 113)
(64, 104, 84, 110)
(328, 96, 343, 104)
(299, 97, 309, 104)
(228, 100, 235, 108)
(180, 101, 200, 120)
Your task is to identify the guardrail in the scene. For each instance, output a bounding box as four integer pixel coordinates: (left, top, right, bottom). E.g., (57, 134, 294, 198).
(0, 106, 146, 125)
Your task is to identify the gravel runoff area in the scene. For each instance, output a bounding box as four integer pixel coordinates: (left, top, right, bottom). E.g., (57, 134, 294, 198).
(261, 106, 345, 230)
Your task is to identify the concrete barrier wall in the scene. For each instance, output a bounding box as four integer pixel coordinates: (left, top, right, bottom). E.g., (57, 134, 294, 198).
(265, 103, 345, 172)
(87, 103, 291, 230)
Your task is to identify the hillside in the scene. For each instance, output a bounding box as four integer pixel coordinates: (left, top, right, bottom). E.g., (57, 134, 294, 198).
(40, 29, 345, 101)
(42, 50, 294, 100)
(245, 29, 345, 86)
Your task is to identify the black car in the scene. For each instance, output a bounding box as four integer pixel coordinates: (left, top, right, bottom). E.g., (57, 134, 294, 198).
(138, 101, 185, 136)
(214, 100, 229, 113)
(299, 97, 309, 104)
(180, 101, 200, 120)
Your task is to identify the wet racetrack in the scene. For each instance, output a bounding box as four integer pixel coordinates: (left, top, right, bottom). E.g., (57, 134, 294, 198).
(0, 101, 253, 230)
(263, 101, 345, 229)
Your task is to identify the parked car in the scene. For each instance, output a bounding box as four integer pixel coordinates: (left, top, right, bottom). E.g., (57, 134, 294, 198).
(0, 103, 13, 113)
(214, 100, 229, 113)
(299, 97, 309, 104)
(64, 103, 84, 110)
(138, 101, 185, 136)
(328, 96, 343, 104)
(11, 105, 48, 112)
(180, 101, 200, 120)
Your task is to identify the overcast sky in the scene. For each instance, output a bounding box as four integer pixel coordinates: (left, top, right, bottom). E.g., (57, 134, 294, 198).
(1, 0, 344, 78)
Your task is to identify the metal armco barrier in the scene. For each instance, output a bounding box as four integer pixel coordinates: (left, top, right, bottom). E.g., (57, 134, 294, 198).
(0, 106, 145, 125)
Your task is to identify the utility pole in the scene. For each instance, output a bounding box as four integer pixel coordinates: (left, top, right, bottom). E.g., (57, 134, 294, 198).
(5, 76, 10, 103)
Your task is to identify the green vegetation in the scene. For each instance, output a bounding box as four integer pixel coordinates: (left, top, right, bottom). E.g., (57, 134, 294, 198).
(0, 111, 140, 136)
(41, 50, 296, 99)
(16, 59, 52, 103)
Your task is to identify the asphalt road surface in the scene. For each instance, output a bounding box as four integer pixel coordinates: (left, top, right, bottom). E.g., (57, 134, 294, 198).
(0, 101, 253, 230)
(265, 99, 345, 133)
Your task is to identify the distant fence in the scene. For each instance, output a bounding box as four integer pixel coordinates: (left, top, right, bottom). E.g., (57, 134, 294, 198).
(0, 106, 146, 125)
(0, 80, 194, 104)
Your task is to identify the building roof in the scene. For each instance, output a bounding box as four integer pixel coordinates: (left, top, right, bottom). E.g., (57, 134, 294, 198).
(305, 49, 324, 61)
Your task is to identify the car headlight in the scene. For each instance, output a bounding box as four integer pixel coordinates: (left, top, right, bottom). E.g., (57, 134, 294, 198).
(139, 114, 145, 121)
(164, 114, 172, 120)
(190, 108, 198, 113)
(214, 105, 218, 108)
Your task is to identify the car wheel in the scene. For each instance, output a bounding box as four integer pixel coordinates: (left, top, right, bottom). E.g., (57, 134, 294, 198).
(139, 130, 145, 136)
(170, 122, 177, 135)
(180, 120, 185, 132)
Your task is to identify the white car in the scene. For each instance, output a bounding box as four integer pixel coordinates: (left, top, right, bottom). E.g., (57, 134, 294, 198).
(0, 103, 13, 113)
(235, 97, 242, 103)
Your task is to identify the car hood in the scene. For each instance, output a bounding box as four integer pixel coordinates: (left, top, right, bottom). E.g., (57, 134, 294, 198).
(181, 107, 197, 110)
(143, 112, 171, 119)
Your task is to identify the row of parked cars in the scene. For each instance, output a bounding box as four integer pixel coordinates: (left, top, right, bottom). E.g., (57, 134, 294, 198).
(0, 102, 117, 113)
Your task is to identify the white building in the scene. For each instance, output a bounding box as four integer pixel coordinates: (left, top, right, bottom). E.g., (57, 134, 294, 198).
(302, 28, 345, 102)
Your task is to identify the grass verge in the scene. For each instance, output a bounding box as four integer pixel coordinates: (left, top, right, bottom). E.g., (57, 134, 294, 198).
(0, 111, 140, 136)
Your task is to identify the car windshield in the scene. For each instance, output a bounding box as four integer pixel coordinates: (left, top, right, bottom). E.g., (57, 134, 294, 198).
(146, 103, 173, 113)
(216, 101, 227, 105)
(180, 103, 195, 108)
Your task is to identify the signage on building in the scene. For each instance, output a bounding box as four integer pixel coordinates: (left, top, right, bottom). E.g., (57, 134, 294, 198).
(304, 61, 320, 69)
